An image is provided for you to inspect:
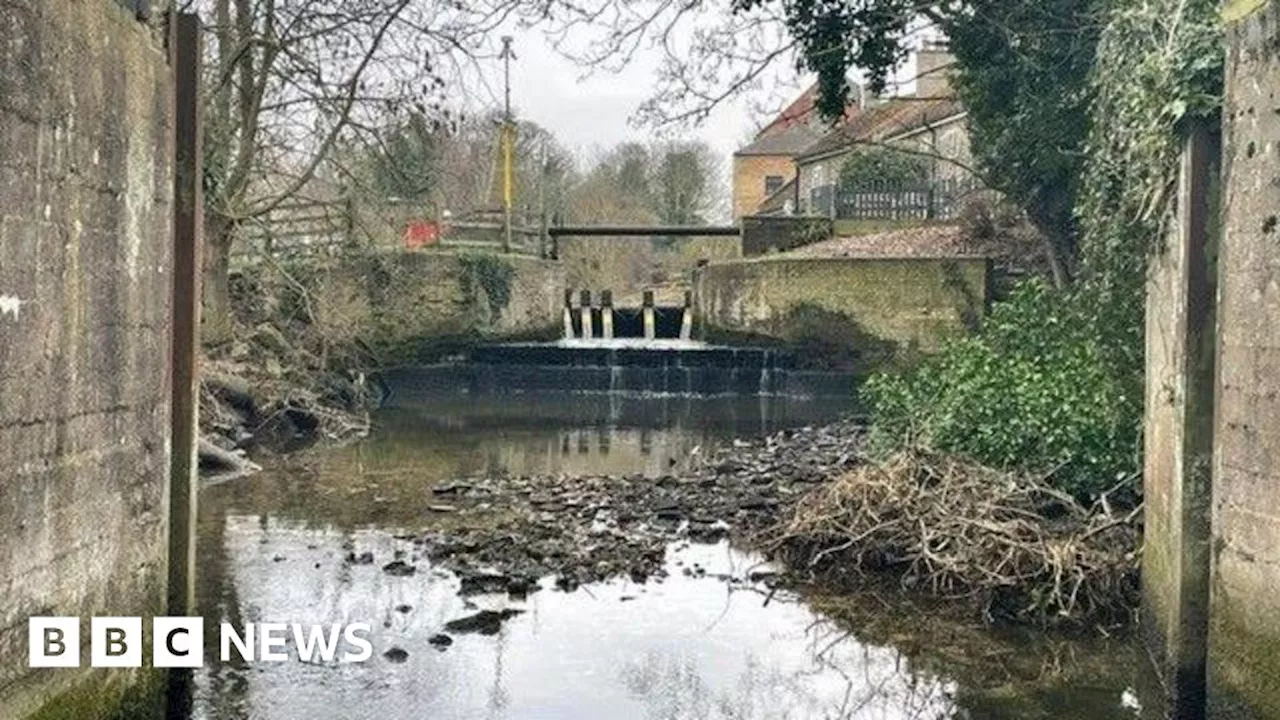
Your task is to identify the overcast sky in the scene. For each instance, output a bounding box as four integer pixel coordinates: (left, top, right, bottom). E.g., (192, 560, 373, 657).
(458, 26, 805, 167)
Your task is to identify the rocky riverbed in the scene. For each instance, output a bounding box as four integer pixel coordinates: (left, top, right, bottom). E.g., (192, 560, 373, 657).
(351, 418, 865, 597)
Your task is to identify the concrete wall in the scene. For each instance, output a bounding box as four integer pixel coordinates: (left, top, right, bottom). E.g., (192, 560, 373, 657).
(1209, 5, 1280, 715)
(694, 256, 987, 371)
(732, 154, 795, 219)
(557, 235, 741, 307)
(241, 251, 566, 364)
(1141, 123, 1217, 716)
(0, 1, 174, 717)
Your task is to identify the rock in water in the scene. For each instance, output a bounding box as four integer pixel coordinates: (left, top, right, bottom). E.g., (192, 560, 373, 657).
(443, 609, 524, 635)
(382, 560, 417, 577)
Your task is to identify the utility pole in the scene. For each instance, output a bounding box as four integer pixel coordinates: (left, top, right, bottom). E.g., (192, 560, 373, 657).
(500, 35, 516, 254)
(538, 138, 548, 259)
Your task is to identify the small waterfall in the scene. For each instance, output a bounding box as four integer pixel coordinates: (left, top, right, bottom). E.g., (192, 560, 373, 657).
(451, 339, 855, 398)
(759, 349, 773, 395)
(609, 363, 623, 394)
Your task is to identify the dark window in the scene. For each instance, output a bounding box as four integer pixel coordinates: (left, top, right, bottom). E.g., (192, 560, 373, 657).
(764, 175, 785, 196)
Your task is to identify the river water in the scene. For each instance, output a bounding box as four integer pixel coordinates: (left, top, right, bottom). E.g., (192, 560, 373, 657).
(192, 393, 1143, 720)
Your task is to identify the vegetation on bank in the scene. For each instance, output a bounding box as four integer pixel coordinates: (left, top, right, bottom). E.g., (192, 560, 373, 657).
(767, 0, 1221, 501)
(757, 0, 1222, 622)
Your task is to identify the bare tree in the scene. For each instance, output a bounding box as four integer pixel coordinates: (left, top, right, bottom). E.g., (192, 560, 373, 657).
(183, 0, 529, 344)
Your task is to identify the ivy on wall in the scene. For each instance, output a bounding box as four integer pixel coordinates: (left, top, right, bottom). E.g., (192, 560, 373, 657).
(457, 251, 516, 317)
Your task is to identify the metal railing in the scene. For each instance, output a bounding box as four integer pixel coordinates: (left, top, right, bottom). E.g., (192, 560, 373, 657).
(808, 177, 982, 221)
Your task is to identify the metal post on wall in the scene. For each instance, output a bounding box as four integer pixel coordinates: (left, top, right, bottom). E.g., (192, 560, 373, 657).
(600, 290, 614, 340)
(579, 290, 593, 340)
(167, 10, 202, 714)
(642, 290, 656, 341)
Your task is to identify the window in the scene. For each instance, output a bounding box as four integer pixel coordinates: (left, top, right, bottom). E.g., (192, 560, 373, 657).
(764, 175, 784, 196)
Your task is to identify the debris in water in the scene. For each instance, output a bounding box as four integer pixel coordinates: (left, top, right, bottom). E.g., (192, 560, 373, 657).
(443, 609, 524, 635)
(382, 560, 417, 577)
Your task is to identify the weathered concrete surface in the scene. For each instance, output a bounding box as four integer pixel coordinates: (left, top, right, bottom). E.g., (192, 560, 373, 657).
(1141, 123, 1217, 717)
(741, 215, 832, 257)
(557, 235, 741, 306)
(237, 251, 566, 364)
(1210, 4, 1280, 717)
(0, 1, 174, 718)
(693, 256, 986, 371)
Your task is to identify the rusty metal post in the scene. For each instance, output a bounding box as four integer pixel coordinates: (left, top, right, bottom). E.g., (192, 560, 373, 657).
(166, 11, 203, 718)
(168, 10, 202, 619)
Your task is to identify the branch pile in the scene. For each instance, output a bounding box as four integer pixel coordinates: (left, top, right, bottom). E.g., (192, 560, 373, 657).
(767, 451, 1141, 627)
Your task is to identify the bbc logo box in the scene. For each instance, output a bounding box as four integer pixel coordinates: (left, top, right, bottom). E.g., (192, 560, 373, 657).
(29, 617, 203, 668)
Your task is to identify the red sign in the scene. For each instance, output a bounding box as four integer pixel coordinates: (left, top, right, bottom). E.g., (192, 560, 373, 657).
(403, 220, 441, 249)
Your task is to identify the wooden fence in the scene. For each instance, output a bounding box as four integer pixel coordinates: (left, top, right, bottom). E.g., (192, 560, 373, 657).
(232, 197, 545, 263)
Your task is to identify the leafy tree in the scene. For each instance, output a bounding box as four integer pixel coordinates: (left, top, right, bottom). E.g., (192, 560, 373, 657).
(838, 148, 929, 191)
(730, 0, 1099, 285)
(368, 113, 439, 203)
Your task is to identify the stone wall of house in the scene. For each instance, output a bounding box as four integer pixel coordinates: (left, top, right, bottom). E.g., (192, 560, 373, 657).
(0, 1, 174, 717)
(693, 256, 987, 372)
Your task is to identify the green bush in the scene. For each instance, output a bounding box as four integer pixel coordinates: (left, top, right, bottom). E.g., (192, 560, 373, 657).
(863, 279, 1141, 500)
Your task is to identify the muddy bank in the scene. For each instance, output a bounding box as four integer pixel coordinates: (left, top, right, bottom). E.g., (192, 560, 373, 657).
(198, 335, 372, 480)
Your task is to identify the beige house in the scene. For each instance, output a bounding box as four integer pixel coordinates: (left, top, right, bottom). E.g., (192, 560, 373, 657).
(790, 43, 977, 218)
(731, 85, 858, 219)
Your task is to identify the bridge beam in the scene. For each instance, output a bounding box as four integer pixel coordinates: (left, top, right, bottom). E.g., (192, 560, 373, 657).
(548, 225, 739, 238)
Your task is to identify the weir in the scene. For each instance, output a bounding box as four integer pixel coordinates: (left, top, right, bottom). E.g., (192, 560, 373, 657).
(378, 338, 856, 402)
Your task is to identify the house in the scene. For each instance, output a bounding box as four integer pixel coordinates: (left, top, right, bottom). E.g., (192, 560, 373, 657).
(731, 85, 861, 220)
(792, 42, 976, 218)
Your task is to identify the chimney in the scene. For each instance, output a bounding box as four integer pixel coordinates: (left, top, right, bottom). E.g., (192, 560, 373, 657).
(915, 40, 955, 99)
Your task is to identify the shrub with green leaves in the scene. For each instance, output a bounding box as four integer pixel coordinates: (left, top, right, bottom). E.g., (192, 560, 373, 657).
(863, 279, 1141, 500)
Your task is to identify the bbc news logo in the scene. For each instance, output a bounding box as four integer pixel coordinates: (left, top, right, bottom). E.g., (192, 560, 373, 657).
(29, 618, 373, 668)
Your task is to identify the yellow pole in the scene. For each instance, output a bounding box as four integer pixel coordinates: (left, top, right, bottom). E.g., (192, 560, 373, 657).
(503, 122, 514, 253)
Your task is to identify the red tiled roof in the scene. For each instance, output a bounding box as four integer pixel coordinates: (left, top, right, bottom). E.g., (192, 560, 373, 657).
(795, 97, 965, 163)
(750, 83, 862, 142)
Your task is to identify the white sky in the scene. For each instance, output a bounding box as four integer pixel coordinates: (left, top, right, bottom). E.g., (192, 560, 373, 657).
(459, 26, 805, 167)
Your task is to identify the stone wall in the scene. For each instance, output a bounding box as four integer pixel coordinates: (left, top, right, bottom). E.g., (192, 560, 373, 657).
(0, 1, 174, 717)
(741, 215, 832, 256)
(1209, 5, 1280, 715)
(557, 235, 741, 306)
(693, 256, 987, 371)
(240, 251, 566, 364)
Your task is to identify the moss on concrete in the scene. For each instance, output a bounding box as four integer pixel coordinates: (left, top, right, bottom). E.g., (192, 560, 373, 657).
(694, 255, 987, 363)
(26, 668, 166, 720)
(1207, 584, 1280, 719)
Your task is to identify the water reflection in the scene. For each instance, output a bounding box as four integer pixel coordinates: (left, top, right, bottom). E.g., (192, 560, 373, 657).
(192, 393, 1136, 720)
(194, 518, 956, 720)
